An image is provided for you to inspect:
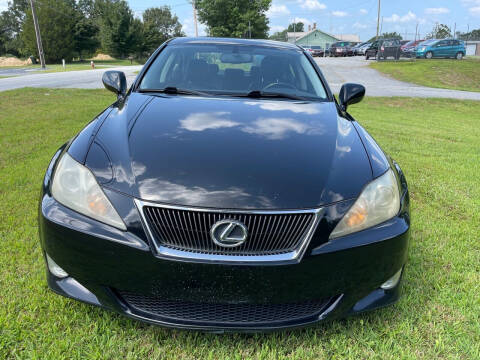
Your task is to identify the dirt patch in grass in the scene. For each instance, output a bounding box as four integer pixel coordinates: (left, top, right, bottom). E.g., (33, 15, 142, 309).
(0, 56, 32, 67)
(92, 53, 115, 61)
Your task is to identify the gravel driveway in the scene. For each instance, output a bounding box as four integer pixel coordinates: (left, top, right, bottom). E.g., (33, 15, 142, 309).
(315, 56, 480, 100)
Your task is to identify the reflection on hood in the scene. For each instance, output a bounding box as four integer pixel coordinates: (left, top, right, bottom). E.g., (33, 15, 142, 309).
(179, 111, 325, 140)
(138, 178, 274, 208)
(180, 111, 239, 131)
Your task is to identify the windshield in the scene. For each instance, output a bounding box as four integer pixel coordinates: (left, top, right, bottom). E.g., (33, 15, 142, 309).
(420, 40, 436, 46)
(139, 43, 328, 100)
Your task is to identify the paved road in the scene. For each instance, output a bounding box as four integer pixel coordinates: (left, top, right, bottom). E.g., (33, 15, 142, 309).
(1, 58, 479, 100)
(315, 56, 480, 100)
(0, 65, 142, 92)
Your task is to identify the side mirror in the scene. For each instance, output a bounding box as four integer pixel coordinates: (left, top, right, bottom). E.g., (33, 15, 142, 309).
(102, 71, 127, 99)
(338, 83, 365, 112)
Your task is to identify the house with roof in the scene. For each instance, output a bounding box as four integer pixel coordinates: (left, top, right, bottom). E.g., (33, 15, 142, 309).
(287, 23, 360, 49)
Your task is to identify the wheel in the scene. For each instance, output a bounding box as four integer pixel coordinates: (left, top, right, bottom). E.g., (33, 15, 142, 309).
(365, 55, 369, 60)
(456, 52, 463, 60)
(425, 51, 433, 59)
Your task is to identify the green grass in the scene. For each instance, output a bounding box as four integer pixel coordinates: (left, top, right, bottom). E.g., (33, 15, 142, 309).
(1, 89, 479, 359)
(370, 58, 480, 92)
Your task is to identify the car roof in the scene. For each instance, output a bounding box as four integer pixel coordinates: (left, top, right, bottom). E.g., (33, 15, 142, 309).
(168, 37, 301, 51)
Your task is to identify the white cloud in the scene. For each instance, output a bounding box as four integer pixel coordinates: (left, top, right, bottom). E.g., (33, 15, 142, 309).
(359, 9, 368, 15)
(270, 25, 286, 33)
(425, 7, 450, 15)
(461, 0, 480, 16)
(384, 11, 418, 23)
(267, 4, 290, 17)
(181, 17, 207, 37)
(353, 22, 368, 29)
(290, 17, 313, 26)
(0, 0, 8, 11)
(331, 11, 348, 17)
(299, 0, 326, 11)
(470, 6, 480, 15)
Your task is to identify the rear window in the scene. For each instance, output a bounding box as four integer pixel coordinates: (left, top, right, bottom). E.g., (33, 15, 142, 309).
(139, 43, 328, 100)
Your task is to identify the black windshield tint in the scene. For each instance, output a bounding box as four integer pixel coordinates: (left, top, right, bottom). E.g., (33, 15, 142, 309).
(139, 43, 328, 100)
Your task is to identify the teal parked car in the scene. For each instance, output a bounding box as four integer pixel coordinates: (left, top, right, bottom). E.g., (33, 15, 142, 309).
(416, 39, 466, 60)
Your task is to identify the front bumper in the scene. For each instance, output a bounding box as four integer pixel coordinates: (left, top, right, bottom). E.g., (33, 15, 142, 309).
(39, 186, 410, 331)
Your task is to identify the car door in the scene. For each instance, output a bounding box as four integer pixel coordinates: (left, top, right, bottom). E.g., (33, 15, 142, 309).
(449, 40, 460, 57)
(368, 41, 378, 56)
(434, 40, 449, 57)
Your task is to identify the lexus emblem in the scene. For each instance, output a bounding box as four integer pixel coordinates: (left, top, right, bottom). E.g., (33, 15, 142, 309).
(210, 220, 248, 248)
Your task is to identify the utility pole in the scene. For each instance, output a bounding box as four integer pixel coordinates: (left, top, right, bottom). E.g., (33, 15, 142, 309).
(415, 23, 419, 41)
(192, 1, 198, 37)
(29, 0, 46, 69)
(293, 19, 296, 44)
(453, 22, 456, 38)
(375, 0, 381, 40)
(248, 20, 251, 39)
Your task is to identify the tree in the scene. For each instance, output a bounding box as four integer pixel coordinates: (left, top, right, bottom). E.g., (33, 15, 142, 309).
(427, 23, 451, 39)
(269, 22, 304, 42)
(21, 0, 77, 62)
(196, 0, 271, 38)
(458, 29, 480, 41)
(269, 29, 287, 41)
(73, 17, 99, 59)
(78, 0, 95, 18)
(367, 32, 402, 42)
(142, 6, 184, 54)
(0, 0, 29, 56)
(94, 0, 135, 58)
(287, 22, 304, 32)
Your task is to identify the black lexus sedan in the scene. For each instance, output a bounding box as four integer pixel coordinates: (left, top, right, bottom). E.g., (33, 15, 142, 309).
(39, 38, 410, 332)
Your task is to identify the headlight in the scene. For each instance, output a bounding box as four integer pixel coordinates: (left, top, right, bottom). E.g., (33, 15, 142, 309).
(329, 169, 400, 239)
(420, 47, 426, 51)
(51, 153, 126, 230)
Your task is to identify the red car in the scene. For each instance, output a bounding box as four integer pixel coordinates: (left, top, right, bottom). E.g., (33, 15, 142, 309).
(401, 39, 425, 57)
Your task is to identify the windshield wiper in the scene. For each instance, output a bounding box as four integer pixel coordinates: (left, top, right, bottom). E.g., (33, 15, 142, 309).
(246, 90, 304, 101)
(138, 87, 209, 96)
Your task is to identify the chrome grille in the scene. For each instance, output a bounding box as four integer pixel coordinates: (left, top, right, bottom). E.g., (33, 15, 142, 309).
(137, 201, 320, 260)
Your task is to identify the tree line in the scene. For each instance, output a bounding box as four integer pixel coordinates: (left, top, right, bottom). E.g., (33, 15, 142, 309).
(0, 0, 185, 62)
(0, 0, 274, 63)
(3, 0, 475, 63)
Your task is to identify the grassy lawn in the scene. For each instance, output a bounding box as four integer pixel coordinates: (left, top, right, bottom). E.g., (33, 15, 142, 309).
(1, 89, 479, 359)
(370, 58, 480, 92)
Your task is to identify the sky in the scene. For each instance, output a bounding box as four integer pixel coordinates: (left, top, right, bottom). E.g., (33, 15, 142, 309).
(1, 0, 479, 41)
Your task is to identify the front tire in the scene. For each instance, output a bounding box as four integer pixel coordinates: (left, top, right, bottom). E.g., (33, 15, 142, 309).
(456, 52, 463, 60)
(425, 51, 433, 59)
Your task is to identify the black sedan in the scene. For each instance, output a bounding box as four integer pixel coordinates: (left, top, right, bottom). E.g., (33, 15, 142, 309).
(39, 38, 410, 332)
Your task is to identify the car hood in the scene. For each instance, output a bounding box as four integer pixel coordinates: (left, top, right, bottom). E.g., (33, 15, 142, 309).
(92, 93, 373, 209)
